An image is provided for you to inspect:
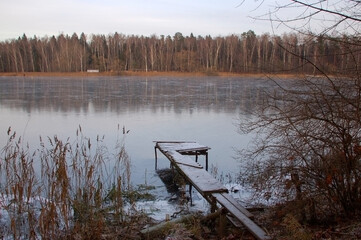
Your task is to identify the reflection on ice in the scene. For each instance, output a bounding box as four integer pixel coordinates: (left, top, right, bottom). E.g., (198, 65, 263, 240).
(0, 76, 269, 114)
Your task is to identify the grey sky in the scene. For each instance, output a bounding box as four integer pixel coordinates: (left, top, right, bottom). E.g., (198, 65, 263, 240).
(0, 0, 291, 40)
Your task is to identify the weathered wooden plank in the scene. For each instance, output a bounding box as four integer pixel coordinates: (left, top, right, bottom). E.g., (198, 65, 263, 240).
(226, 214, 243, 228)
(154, 141, 194, 143)
(177, 164, 228, 193)
(167, 151, 203, 168)
(157, 142, 209, 153)
(177, 147, 210, 153)
(211, 193, 271, 240)
(213, 193, 254, 219)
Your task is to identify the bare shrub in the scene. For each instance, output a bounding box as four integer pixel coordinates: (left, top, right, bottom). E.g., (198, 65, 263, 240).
(237, 0, 361, 220)
(238, 75, 361, 219)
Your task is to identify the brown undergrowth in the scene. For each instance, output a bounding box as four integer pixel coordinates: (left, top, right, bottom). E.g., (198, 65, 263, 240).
(254, 202, 361, 240)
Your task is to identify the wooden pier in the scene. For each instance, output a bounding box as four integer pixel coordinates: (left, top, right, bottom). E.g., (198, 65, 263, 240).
(154, 141, 271, 240)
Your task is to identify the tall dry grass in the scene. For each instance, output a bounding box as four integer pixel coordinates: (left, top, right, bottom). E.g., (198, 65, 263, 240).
(0, 126, 144, 239)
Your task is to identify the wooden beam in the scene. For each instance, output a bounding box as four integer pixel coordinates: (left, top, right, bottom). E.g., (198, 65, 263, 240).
(212, 193, 254, 219)
(211, 193, 271, 240)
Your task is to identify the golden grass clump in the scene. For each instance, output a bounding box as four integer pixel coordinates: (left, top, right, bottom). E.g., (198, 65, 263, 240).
(0, 126, 147, 239)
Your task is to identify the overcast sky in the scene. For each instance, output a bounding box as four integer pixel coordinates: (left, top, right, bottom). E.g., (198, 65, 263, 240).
(0, 0, 292, 41)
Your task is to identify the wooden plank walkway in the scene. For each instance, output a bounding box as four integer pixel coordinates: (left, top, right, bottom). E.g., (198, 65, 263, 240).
(155, 141, 210, 170)
(212, 193, 254, 219)
(154, 141, 271, 240)
(212, 193, 270, 240)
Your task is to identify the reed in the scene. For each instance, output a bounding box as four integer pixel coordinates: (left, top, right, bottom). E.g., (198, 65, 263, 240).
(0, 126, 146, 239)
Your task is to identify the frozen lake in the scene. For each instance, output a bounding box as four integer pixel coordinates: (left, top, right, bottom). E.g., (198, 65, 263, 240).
(0, 76, 268, 195)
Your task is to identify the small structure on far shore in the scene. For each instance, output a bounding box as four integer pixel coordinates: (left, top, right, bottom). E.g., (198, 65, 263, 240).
(87, 69, 99, 73)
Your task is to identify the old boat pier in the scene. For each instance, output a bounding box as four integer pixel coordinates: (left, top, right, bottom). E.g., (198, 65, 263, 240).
(153, 141, 271, 240)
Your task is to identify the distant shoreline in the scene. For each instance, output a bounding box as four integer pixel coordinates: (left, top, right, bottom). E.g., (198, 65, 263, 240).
(0, 71, 300, 78)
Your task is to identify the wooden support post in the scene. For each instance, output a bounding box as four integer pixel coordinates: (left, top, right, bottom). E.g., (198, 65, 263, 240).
(195, 152, 198, 162)
(206, 152, 209, 171)
(189, 184, 193, 205)
(201, 207, 223, 222)
(154, 146, 158, 170)
(218, 209, 227, 238)
(211, 196, 217, 213)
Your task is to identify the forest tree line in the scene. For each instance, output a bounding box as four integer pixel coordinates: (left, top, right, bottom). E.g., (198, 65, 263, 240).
(0, 31, 360, 75)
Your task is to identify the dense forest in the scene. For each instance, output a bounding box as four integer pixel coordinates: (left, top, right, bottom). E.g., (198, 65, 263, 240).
(0, 31, 360, 75)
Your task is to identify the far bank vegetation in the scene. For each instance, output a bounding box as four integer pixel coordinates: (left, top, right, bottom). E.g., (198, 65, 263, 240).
(0, 31, 360, 76)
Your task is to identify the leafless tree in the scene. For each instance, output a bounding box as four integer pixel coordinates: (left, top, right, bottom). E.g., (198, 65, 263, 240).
(0, 29, 360, 74)
(238, 0, 361, 218)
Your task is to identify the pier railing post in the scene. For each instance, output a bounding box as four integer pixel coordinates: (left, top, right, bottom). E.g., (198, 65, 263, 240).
(206, 152, 209, 171)
(189, 184, 193, 205)
(154, 146, 158, 170)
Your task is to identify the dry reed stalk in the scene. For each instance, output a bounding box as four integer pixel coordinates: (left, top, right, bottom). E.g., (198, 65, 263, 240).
(0, 126, 133, 239)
